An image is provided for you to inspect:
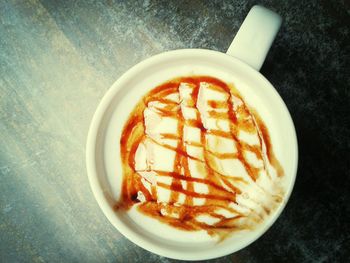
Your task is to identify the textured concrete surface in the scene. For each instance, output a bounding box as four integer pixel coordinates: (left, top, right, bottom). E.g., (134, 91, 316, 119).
(0, 0, 349, 262)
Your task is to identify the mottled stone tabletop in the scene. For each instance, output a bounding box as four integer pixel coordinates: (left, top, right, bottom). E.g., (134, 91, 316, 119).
(0, 0, 349, 262)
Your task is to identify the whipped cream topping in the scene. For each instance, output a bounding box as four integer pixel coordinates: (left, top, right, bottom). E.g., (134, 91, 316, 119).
(119, 76, 284, 238)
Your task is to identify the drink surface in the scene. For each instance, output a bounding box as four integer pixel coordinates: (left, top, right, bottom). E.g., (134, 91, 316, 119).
(117, 76, 284, 240)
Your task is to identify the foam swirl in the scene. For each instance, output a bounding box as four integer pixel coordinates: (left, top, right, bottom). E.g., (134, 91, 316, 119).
(118, 76, 284, 239)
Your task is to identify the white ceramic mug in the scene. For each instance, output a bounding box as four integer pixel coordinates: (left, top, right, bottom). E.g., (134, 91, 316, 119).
(86, 5, 298, 261)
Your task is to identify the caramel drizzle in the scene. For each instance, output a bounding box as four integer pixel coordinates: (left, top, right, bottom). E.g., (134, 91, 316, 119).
(118, 76, 284, 237)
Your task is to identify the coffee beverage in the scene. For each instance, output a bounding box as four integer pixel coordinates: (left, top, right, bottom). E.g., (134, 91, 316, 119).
(117, 76, 284, 240)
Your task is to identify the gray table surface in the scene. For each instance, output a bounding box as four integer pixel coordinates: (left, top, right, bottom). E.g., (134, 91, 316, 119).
(1, 0, 349, 262)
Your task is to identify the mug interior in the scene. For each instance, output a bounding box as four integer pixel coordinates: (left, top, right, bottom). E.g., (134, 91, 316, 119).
(86, 49, 298, 260)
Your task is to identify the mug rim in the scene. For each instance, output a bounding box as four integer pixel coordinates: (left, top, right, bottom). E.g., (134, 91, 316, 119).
(86, 48, 298, 260)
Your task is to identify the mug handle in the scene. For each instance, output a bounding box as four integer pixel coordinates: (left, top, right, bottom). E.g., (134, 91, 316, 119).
(226, 5, 282, 71)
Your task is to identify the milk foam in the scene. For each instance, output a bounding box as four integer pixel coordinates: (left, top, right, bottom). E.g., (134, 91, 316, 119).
(133, 80, 282, 226)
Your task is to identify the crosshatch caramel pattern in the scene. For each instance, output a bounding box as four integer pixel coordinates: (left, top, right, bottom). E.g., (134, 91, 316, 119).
(117, 76, 284, 239)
